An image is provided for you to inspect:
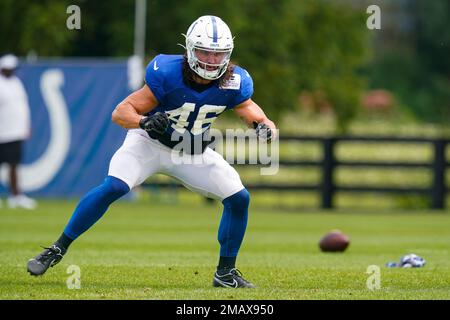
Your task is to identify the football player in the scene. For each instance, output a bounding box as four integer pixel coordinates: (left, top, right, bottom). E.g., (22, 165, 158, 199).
(27, 15, 276, 288)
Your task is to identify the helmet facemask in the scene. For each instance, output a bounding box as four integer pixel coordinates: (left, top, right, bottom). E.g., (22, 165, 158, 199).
(184, 16, 234, 81)
(186, 44, 233, 80)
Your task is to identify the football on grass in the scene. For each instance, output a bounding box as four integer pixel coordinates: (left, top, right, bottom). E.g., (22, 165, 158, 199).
(319, 230, 350, 252)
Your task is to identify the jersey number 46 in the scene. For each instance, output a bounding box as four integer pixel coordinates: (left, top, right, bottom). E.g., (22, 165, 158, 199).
(166, 103, 226, 135)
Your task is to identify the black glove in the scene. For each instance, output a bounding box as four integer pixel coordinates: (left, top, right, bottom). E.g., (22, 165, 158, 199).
(253, 121, 272, 142)
(139, 112, 170, 137)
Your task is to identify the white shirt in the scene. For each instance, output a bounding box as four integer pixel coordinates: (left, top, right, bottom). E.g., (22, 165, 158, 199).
(0, 74, 31, 143)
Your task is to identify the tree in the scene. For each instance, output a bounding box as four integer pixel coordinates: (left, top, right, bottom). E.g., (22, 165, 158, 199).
(146, 0, 370, 131)
(0, 0, 75, 56)
(1, 0, 370, 131)
(366, 0, 450, 123)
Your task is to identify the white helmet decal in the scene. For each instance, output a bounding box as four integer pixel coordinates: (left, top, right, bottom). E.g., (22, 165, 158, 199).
(184, 16, 234, 80)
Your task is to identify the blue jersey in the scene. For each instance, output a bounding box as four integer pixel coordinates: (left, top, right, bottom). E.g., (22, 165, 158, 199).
(144, 54, 253, 152)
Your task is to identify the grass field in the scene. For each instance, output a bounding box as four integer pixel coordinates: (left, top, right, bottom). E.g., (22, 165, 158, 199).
(1, 199, 450, 300)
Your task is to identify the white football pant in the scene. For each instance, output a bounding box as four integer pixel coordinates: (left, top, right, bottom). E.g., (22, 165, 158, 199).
(108, 129, 244, 200)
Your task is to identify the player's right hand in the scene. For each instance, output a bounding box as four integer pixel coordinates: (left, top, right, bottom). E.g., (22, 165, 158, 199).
(139, 112, 170, 136)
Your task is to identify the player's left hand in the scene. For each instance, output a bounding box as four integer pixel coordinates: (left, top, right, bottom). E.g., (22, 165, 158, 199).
(253, 122, 272, 142)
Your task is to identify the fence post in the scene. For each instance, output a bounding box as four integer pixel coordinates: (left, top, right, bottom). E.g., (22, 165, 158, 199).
(322, 138, 336, 209)
(431, 139, 446, 209)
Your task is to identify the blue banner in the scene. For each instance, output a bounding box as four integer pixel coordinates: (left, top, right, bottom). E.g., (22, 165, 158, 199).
(1, 59, 131, 197)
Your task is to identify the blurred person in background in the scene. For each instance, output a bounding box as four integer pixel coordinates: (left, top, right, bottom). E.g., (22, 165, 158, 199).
(0, 54, 37, 210)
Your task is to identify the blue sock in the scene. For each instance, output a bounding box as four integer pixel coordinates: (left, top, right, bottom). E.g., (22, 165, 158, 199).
(218, 188, 250, 260)
(63, 176, 130, 240)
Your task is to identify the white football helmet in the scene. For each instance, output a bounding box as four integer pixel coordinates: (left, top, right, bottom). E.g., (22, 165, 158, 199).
(184, 15, 234, 80)
(400, 254, 426, 268)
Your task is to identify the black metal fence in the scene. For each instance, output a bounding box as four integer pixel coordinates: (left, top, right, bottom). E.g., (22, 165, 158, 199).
(143, 136, 449, 209)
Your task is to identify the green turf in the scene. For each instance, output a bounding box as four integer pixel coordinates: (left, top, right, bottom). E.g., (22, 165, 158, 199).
(1, 199, 450, 300)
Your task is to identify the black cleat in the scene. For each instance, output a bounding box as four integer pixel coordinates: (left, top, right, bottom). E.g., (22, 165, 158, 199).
(27, 244, 66, 276)
(213, 268, 256, 288)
